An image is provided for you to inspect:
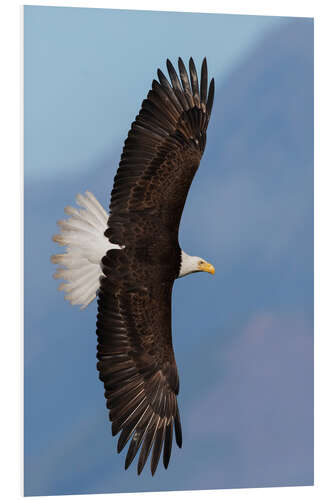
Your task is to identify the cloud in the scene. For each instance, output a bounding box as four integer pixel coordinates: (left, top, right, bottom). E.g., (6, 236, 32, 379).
(186, 311, 313, 487)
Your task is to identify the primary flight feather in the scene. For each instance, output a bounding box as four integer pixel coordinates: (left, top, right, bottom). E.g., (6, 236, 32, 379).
(52, 57, 215, 475)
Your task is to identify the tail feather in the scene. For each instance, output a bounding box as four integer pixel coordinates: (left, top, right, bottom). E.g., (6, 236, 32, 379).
(51, 190, 120, 310)
(76, 192, 107, 226)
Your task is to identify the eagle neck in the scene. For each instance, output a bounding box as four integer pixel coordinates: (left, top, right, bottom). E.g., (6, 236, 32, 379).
(178, 250, 195, 278)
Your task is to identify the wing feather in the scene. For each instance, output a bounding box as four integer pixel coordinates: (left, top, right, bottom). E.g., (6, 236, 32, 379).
(207, 77, 215, 119)
(166, 59, 189, 111)
(200, 57, 208, 109)
(189, 57, 200, 108)
(178, 57, 194, 108)
(163, 419, 173, 469)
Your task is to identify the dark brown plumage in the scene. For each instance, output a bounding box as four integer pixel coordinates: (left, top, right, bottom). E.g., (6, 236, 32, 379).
(97, 57, 214, 475)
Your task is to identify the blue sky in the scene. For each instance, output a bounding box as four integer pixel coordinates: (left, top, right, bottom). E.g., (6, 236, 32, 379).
(24, 6, 284, 181)
(24, 6, 313, 496)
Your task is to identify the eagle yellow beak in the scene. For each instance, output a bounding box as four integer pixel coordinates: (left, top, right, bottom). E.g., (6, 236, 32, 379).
(198, 260, 215, 275)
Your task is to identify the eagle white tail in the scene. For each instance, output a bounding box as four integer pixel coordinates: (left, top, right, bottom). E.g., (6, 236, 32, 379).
(51, 191, 118, 309)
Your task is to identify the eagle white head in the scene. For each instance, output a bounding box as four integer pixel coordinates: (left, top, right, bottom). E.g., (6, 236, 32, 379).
(178, 251, 215, 278)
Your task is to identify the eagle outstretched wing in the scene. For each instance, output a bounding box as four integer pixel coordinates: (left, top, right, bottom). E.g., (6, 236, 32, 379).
(97, 58, 214, 475)
(105, 57, 214, 246)
(97, 277, 181, 475)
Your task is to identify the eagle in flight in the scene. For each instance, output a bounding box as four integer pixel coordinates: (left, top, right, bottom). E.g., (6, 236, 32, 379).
(52, 57, 215, 476)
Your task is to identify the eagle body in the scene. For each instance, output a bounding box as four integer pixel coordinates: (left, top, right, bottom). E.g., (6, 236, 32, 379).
(52, 58, 215, 475)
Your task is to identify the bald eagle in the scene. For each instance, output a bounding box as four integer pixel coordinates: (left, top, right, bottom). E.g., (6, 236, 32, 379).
(52, 57, 215, 475)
